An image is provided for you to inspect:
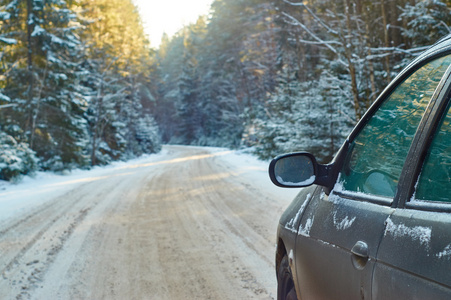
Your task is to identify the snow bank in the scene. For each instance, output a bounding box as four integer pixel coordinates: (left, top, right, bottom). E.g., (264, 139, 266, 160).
(0, 146, 299, 224)
(207, 147, 300, 202)
(0, 149, 169, 223)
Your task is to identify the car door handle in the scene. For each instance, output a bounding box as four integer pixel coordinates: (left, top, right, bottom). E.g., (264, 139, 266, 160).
(351, 241, 369, 270)
(351, 241, 369, 258)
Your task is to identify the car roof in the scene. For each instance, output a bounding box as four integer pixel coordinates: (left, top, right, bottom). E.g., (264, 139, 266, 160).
(433, 34, 451, 46)
(415, 34, 451, 64)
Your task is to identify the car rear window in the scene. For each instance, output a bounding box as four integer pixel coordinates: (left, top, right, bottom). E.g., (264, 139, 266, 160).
(338, 54, 451, 198)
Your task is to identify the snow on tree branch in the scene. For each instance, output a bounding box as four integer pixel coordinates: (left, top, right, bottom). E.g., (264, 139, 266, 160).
(281, 12, 348, 68)
(282, 0, 339, 35)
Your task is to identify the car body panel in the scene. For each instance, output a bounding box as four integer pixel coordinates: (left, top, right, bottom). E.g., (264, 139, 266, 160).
(276, 185, 318, 281)
(294, 188, 394, 300)
(373, 208, 451, 299)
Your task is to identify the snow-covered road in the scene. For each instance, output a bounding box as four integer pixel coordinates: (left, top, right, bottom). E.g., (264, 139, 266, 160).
(0, 145, 298, 299)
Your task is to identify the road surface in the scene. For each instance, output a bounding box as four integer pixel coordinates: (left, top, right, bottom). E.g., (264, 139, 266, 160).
(0, 145, 297, 299)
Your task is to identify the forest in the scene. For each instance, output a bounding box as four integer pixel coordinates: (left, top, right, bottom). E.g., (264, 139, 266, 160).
(1, 0, 451, 181)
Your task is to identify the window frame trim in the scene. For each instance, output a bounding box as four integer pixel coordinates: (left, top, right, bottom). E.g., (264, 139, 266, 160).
(332, 190, 393, 207)
(406, 200, 451, 213)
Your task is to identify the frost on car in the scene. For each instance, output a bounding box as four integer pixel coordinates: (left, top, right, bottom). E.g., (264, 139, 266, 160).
(270, 35, 451, 300)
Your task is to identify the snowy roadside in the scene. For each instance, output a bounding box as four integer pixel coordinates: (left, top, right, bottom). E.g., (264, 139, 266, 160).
(0, 146, 299, 224)
(207, 146, 300, 202)
(0, 148, 169, 224)
(1, 145, 301, 299)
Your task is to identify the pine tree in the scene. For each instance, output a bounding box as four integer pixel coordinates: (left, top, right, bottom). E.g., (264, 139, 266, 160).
(400, 0, 451, 47)
(0, 0, 161, 179)
(81, 0, 160, 165)
(0, 0, 90, 171)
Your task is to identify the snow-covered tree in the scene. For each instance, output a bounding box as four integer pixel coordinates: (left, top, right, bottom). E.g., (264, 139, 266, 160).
(81, 0, 161, 165)
(0, 0, 161, 179)
(0, 131, 38, 181)
(400, 0, 451, 47)
(249, 70, 353, 162)
(0, 0, 90, 171)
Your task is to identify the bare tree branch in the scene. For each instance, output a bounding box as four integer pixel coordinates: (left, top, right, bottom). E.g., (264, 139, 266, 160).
(282, 0, 339, 35)
(281, 12, 348, 68)
(0, 104, 17, 110)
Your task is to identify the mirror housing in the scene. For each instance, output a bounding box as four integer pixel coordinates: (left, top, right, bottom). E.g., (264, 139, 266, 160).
(269, 152, 335, 190)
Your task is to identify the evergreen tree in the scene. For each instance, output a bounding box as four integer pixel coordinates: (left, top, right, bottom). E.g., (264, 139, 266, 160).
(1, 0, 90, 171)
(0, 131, 38, 181)
(0, 0, 161, 180)
(153, 33, 185, 144)
(81, 0, 160, 165)
(400, 0, 451, 47)
(250, 70, 353, 162)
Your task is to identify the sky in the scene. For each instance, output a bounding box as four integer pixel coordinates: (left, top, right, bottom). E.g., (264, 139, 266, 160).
(133, 0, 214, 48)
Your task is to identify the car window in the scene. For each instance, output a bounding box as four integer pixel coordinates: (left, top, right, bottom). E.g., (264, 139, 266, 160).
(338, 54, 451, 198)
(414, 101, 451, 202)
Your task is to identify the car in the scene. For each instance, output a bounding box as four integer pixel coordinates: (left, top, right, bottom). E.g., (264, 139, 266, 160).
(269, 34, 451, 300)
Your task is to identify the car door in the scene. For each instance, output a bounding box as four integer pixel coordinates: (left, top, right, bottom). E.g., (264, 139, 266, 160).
(373, 93, 451, 299)
(294, 53, 451, 300)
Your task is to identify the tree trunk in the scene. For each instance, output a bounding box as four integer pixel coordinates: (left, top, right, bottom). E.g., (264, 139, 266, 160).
(381, 0, 392, 83)
(365, 16, 377, 107)
(91, 80, 104, 166)
(343, 0, 361, 121)
(389, 0, 402, 47)
(26, 0, 35, 146)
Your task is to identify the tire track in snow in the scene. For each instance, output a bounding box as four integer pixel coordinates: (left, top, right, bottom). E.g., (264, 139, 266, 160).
(0, 146, 296, 299)
(0, 181, 107, 299)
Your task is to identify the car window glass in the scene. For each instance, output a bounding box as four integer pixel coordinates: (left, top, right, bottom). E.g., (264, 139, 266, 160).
(415, 101, 451, 202)
(338, 54, 451, 198)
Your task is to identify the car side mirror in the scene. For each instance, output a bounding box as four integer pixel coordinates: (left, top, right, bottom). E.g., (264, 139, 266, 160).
(269, 153, 318, 188)
(269, 152, 336, 190)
